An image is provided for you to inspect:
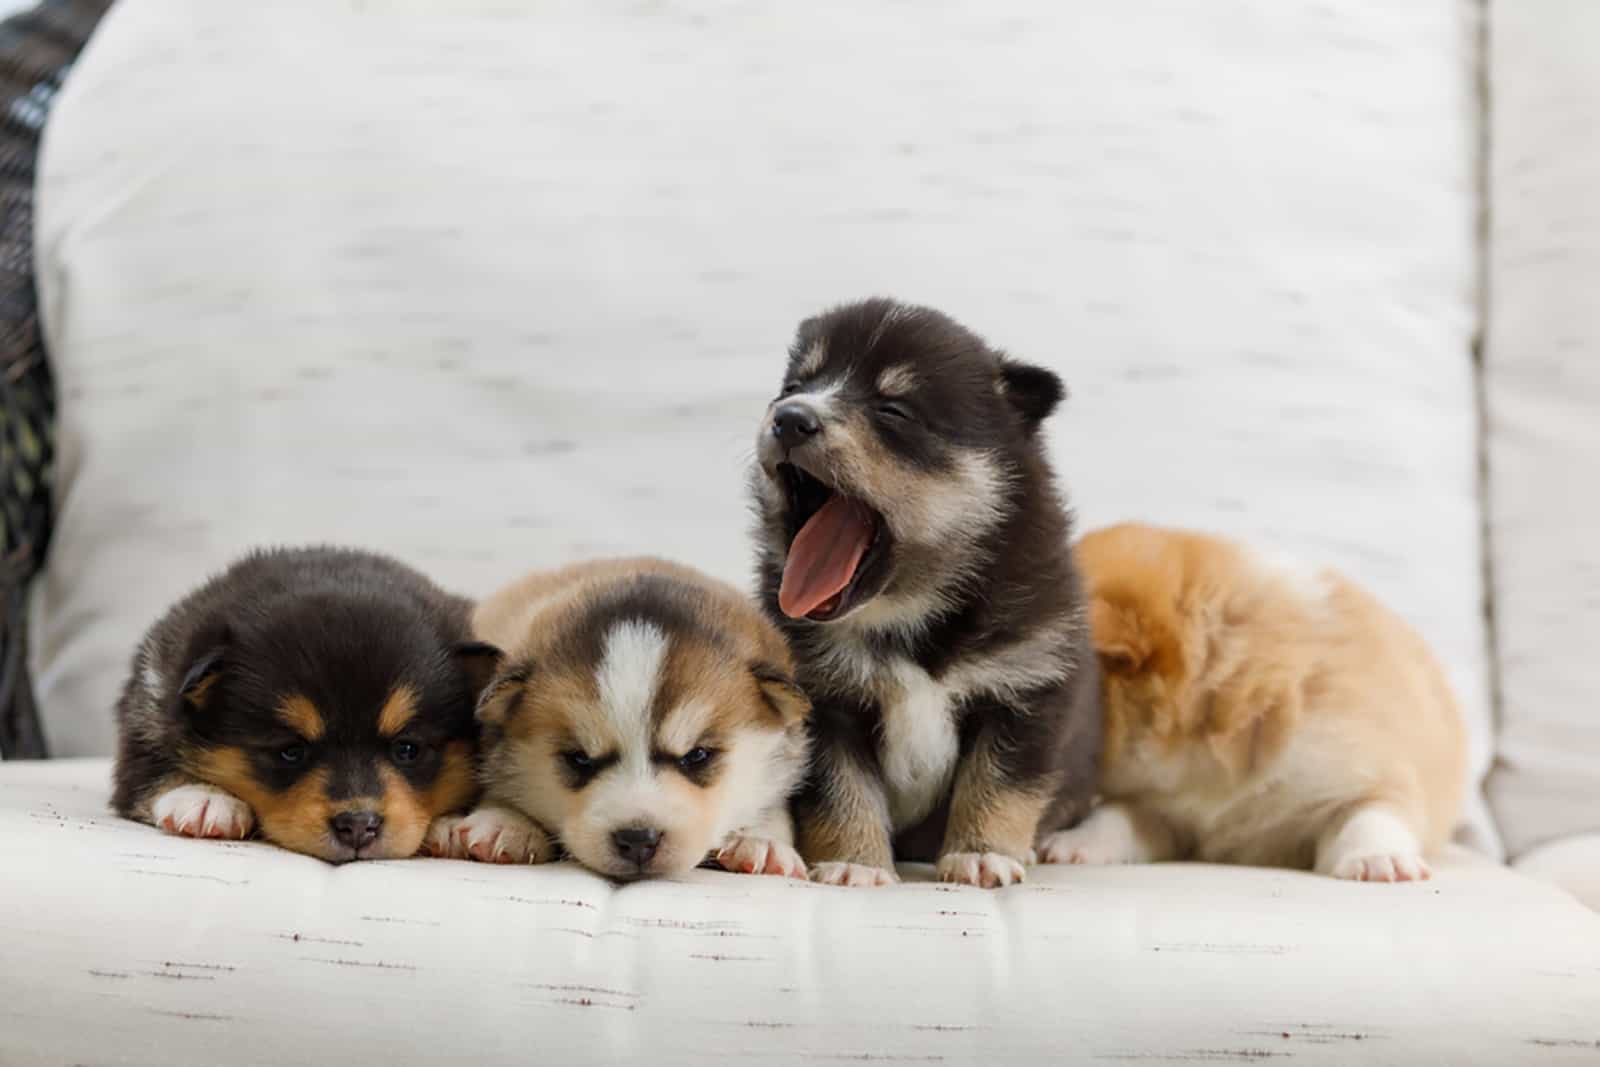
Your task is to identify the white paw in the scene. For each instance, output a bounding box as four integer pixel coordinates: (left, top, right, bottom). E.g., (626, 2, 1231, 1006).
(716, 835, 808, 879)
(809, 861, 897, 887)
(937, 851, 1026, 888)
(1330, 852, 1431, 883)
(419, 815, 468, 858)
(453, 807, 553, 865)
(1038, 826, 1131, 866)
(152, 785, 255, 840)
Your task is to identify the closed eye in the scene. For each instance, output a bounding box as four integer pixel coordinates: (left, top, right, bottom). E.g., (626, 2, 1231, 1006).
(877, 400, 914, 422)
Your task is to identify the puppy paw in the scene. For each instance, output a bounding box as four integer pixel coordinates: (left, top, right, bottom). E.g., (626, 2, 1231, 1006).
(1329, 852, 1431, 883)
(937, 851, 1025, 888)
(152, 784, 255, 840)
(419, 815, 468, 859)
(809, 861, 897, 887)
(1038, 826, 1133, 866)
(716, 835, 808, 879)
(454, 807, 553, 865)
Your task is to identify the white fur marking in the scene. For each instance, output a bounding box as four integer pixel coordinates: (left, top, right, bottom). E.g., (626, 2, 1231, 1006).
(784, 380, 842, 421)
(1316, 805, 1429, 882)
(1251, 545, 1335, 607)
(880, 660, 960, 830)
(936, 851, 1025, 888)
(1038, 803, 1166, 865)
(810, 861, 897, 887)
(717, 834, 807, 879)
(595, 620, 669, 766)
(453, 806, 553, 865)
(152, 784, 254, 840)
(139, 660, 163, 702)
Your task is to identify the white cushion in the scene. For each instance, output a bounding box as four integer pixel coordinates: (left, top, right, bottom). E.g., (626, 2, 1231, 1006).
(2, 759, 1596, 1066)
(31, 1, 1497, 851)
(1515, 834, 1600, 913)
(1483, 0, 1600, 857)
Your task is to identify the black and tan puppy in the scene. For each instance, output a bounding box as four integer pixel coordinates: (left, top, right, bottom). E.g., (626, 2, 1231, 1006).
(112, 547, 498, 863)
(751, 298, 1102, 888)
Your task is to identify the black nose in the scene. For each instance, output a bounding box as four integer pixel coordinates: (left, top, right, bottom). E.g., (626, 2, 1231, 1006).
(770, 403, 821, 449)
(611, 826, 663, 866)
(330, 810, 384, 850)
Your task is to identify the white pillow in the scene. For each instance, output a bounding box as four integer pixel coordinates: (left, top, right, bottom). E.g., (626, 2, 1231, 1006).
(32, 0, 1496, 852)
(1483, 0, 1600, 858)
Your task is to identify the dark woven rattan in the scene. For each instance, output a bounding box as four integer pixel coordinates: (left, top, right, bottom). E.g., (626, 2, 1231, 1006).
(0, 0, 111, 758)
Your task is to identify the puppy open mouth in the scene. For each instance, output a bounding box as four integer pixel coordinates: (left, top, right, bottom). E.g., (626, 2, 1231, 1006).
(776, 462, 888, 621)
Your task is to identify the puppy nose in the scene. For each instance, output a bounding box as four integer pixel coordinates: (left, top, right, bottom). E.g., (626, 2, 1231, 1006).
(611, 826, 663, 866)
(330, 810, 384, 850)
(770, 403, 821, 449)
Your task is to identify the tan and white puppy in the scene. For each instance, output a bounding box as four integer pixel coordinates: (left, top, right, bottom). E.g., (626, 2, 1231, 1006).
(1041, 523, 1467, 882)
(429, 558, 813, 880)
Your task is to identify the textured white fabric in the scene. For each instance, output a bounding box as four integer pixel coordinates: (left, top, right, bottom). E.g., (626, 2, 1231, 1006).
(1483, 0, 1600, 858)
(30, 1, 1495, 850)
(2, 760, 1596, 1066)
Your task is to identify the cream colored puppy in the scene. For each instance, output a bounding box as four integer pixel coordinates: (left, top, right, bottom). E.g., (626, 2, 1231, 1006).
(427, 558, 812, 880)
(1040, 524, 1466, 882)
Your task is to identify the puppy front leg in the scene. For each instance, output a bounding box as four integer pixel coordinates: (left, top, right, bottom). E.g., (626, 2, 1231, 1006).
(423, 803, 555, 864)
(1037, 801, 1181, 866)
(937, 731, 1049, 888)
(795, 742, 897, 887)
(142, 777, 256, 841)
(1314, 801, 1430, 883)
(715, 806, 808, 880)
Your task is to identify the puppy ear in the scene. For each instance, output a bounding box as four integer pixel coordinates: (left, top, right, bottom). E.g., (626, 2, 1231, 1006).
(475, 664, 530, 726)
(751, 662, 811, 725)
(997, 360, 1065, 432)
(178, 645, 228, 712)
(1088, 597, 1150, 676)
(452, 641, 503, 699)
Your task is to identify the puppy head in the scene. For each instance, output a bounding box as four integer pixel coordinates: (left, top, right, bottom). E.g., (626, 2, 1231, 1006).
(175, 594, 498, 863)
(751, 298, 1064, 626)
(1076, 525, 1202, 762)
(478, 576, 810, 880)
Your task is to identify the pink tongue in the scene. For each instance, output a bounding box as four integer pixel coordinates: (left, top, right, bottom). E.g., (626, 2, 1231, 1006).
(779, 495, 876, 619)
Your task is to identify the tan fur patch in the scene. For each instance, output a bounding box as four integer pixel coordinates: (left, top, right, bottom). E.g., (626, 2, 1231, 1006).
(192, 747, 335, 858)
(1077, 522, 1468, 868)
(794, 340, 827, 378)
(875, 364, 918, 397)
(184, 671, 220, 709)
(377, 685, 419, 737)
(421, 740, 477, 818)
(795, 747, 895, 869)
(941, 744, 1051, 858)
(275, 694, 325, 741)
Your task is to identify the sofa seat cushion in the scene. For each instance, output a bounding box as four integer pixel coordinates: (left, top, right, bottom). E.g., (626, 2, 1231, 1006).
(2, 760, 1596, 1066)
(1514, 834, 1600, 913)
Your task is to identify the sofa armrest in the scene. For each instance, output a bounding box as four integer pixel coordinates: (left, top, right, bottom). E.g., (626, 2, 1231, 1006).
(0, 0, 109, 759)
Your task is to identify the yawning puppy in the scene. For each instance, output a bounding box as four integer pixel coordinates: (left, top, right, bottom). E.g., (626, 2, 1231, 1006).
(434, 558, 812, 881)
(750, 298, 1102, 888)
(112, 547, 498, 862)
(1044, 523, 1467, 881)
